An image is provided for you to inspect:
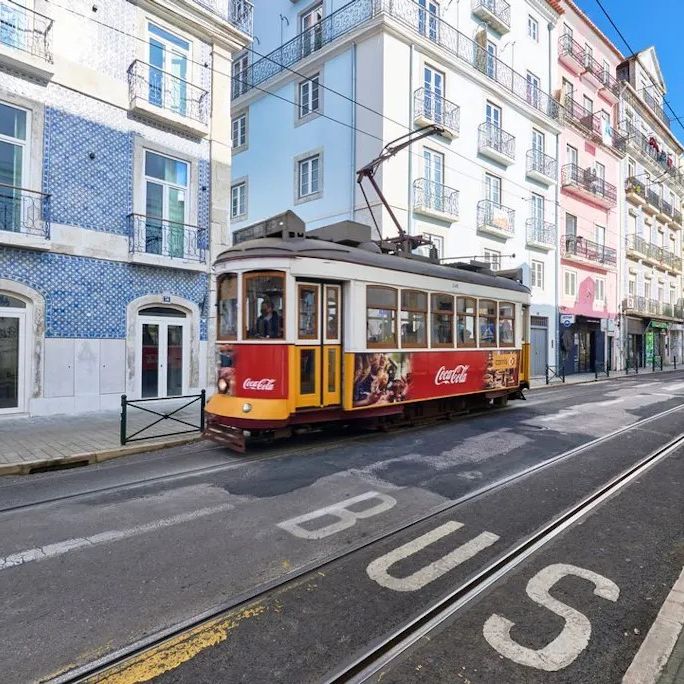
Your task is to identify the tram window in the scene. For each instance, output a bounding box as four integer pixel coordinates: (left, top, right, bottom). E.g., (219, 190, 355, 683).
(298, 284, 318, 339)
(456, 297, 476, 347)
(431, 293, 454, 347)
(479, 299, 497, 347)
(499, 302, 515, 347)
(218, 274, 238, 340)
(325, 286, 339, 340)
(401, 290, 427, 348)
(367, 286, 397, 348)
(244, 272, 285, 339)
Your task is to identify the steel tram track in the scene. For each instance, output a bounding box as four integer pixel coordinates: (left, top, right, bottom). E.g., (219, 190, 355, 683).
(48, 402, 684, 684)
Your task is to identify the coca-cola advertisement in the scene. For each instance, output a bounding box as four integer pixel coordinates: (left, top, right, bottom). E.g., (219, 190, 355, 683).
(217, 344, 289, 399)
(352, 350, 519, 408)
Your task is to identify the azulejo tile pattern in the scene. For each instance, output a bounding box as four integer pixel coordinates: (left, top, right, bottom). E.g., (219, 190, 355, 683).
(0, 248, 209, 340)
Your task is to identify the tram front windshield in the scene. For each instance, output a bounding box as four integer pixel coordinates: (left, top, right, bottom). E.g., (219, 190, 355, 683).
(245, 273, 284, 339)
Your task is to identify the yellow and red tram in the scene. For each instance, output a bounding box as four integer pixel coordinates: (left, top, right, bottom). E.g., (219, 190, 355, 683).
(205, 215, 531, 451)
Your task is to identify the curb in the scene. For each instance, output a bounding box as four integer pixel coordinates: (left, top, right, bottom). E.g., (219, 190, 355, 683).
(0, 435, 202, 477)
(529, 366, 683, 391)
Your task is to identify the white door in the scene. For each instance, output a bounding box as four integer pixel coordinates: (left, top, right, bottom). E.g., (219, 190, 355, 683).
(137, 309, 189, 398)
(148, 24, 190, 116)
(301, 4, 323, 55)
(531, 193, 545, 224)
(485, 173, 501, 205)
(418, 0, 439, 41)
(424, 66, 444, 123)
(0, 295, 26, 414)
(424, 148, 444, 211)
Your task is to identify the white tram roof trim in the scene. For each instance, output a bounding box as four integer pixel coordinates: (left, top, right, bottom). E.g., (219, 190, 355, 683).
(217, 238, 530, 295)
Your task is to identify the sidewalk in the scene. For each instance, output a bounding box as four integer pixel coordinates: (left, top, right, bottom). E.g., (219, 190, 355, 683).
(0, 398, 204, 476)
(530, 364, 683, 388)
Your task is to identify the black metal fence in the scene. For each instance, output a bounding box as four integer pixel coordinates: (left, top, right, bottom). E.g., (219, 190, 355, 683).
(120, 391, 205, 445)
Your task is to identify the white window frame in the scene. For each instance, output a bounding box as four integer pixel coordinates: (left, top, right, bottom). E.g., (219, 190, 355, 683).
(231, 180, 247, 219)
(231, 112, 247, 151)
(296, 152, 322, 202)
(0, 101, 30, 189)
(232, 53, 249, 98)
(483, 248, 501, 271)
(594, 277, 605, 303)
(527, 15, 539, 42)
(564, 269, 577, 297)
(531, 260, 544, 289)
(298, 74, 320, 120)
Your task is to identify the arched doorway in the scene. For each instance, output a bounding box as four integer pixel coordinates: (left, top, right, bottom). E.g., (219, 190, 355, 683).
(0, 293, 27, 413)
(137, 306, 189, 398)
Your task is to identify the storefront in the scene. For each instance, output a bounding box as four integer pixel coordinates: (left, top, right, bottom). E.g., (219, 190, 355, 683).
(626, 317, 645, 369)
(645, 320, 669, 365)
(560, 315, 606, 375)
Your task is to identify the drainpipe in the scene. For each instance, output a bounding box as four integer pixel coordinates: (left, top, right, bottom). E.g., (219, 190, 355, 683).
(407, 43, 415, 237)
(351, 41, 357, 221)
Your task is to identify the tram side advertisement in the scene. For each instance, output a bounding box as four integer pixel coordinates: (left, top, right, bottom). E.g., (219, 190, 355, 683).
(352, 350, 520, 408)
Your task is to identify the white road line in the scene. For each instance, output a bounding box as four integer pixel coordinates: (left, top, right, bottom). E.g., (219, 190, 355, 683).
(622, 565, 684, 684)
(0, 504, 233, 570)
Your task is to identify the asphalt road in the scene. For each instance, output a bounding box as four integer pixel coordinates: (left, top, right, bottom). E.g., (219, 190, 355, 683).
(0, 372, 682, 683)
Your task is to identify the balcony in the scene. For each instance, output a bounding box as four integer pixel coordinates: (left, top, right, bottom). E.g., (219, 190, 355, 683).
(581, 54, 604, 89)
(472, 0, 510, 35)
(643, 187, 661, 215)
(558, 34, 584, 76)
(598, 68, 620, 104)
(0, 184, 51, 250)
(413, 88, 460, 138)
(672, 209, 682, 229)
(478, 122, 515, 166)
(562, 95, 592, 131)
(197, 0, 253, 36)
(413, 178, 459, 221)
(526, 149, 556, 185)
(626, 234, 681, 272)
(526, 218, 556, 251)
(239, 0, 559, 120)
(128, 214, 207, 270)
(622, 122, 684, 190)
(623, 297, 683, 321)
(581, 112, 626, 154)
(658, 198, 673, 223)
(640, 88, 670, 128)
(127, 60, 209, 137)
(562, 235, 617, 267)
(477, 199, 515, 239)
(625, 176, 646, 206)
(0, 0, 54, 80)
(561, 164, 617, 208)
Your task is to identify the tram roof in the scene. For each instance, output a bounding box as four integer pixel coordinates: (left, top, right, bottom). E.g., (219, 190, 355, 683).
(215, 237, 530, 295)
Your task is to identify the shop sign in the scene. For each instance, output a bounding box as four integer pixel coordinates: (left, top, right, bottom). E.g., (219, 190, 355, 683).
(650, 321, 669, 330)
(560, 314, 575, 328)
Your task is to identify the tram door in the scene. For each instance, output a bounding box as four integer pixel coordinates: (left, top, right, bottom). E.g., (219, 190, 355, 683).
(295, 282, 342, 409)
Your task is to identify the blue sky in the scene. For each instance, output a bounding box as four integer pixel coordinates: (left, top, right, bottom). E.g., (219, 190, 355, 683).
(578, 0, 684, 137)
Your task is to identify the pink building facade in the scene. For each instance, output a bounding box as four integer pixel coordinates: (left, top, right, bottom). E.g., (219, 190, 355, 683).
(556, 0, 624, 374)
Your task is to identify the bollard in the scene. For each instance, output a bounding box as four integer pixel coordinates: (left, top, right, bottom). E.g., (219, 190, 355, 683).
(595, 365, 598, 381)
(675, 356, 678, 370)
(545, 365, 549, 385)
(200, 389, 206, 432)
(561, 364, 566, 383)
(660, 355, 663, 371)
(652, 355, 656, 372)
(120, 394, 127, 446)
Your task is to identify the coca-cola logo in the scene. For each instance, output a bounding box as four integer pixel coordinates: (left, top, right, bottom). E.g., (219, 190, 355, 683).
(435, 365, 469, 385)
(242, 378, 276, 391)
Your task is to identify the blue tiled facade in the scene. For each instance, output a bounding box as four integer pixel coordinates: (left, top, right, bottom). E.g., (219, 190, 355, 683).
(1, 248, 209, 340)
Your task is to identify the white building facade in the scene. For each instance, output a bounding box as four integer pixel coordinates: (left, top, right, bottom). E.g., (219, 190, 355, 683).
(231, 0, 563, 377)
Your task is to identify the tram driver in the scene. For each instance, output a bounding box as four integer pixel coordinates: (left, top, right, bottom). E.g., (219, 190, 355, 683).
(254, 298, 281, 338)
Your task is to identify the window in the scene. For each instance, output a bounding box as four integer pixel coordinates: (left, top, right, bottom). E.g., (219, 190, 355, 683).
(531, 260, 544, 289)
(564, 269, 577, 297)
(602, 59, 610, 79)
(565, 212, 577, 237)
(627, 157, 636, 178)
(325, 286, 340, 340)
(301, 4, 323, 55)
(595, 161, 605, 181)
(499, 302, 515, 347)
(595, 278, 605, 303)
(479, 300, 497, 347)
(298, 284, 318, 339)
(583, 95, 593, 114)
(418, 0, 439, 42)
(532, 129, 545, 154)
(400, 290, 427, 348)
(527, 15, 539, 41)
(423, 233, 444, 259)
(299, 74, 320, 118)
(456, 297, 476, 348)
(485, 100, 501, 128)
(231, 113, 246, 149)
(244, 272, 285, 339)
(431, 293, 453, 347)
(423, 147, 444, 186)
(144, 151, 189, 257)
(0, 102, 28, 232)
(231, 182, 246, 219)
(367, 286, 397, 347)
(423, 65, 445, 124)
(670, 286, 677, 304)
(483, 248, 501, 271)
(595, 224, 606, 246)
(298, 154, 320, 198)
(658, 285, 664, 303)
(485, 173, 502, 204)
(527, 71, 540, 107)
(629, 213, 638, 235)
(644, 280, 651, 300)
(147, 23, 190, 115)
(486, 41, 497, 79)
(584, 43, 593, 68)
(566, 144, 578, 166)
(628, 279, 636, 296)
(232, 53, 249, 98)
(562, 78, 574, 102)
(531, 193, 544, 226)
(218, 274, 238, 340)
(563, 24, 573, 40)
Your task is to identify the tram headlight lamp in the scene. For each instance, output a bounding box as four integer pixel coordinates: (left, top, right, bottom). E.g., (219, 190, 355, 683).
(217, 378, 228, 393)
(242, 402, 252, 413)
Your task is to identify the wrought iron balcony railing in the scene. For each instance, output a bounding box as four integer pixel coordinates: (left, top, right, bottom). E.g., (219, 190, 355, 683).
(562, 234, 617, 266)
(625, 176, 646, 198)
(641, 88, 670, 127)
(558, 34, 585, 69)
(526, 149, 557, 180)
(237, 0, 559, 119)
(0, 0, 53, 63)
(413, 178, 459, 219)
(478, 122, 515, 161)
(561, 163, 617, 206)
(581, 111, 626, 153)
(622, 122, 684, 189)
(471, 0, 511, 31)
(196, 0, 254, 35)
(128, 60, 209, 125)
(0, 184, 50, 238)
(128, 214, 207, 262)
(526, 217, 556, 247)
(674, 209, 683, 226)
(626, 234, 682, 272)
(646, 187, 661, 210)
(598, 65, 620, 97)
(562, 95, 592, 129)
(623, 296, 683, 320)
(477, 199, 515, 235)
(413, 87, 460, 134)
(661, 199, 674, 218)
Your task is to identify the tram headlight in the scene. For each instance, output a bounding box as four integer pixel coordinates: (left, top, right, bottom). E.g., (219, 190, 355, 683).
(242, 402, 252, 413)
(217, 378, 228, 393)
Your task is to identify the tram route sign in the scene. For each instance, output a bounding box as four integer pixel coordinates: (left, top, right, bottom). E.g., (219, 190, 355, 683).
(560, 314, 575, 328)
